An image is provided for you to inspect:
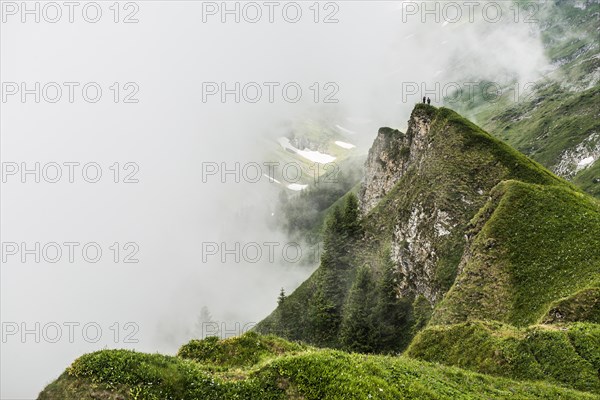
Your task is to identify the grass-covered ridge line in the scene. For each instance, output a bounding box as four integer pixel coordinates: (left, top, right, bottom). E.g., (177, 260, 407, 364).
(432, 180, 600, 327)
(39, 332, 599, 400)
(406, 321, 600, 394)
(177, 332, 308, 369)
(430, 106, 574, 191)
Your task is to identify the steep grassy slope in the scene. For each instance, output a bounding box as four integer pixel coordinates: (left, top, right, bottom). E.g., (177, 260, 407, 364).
(431, 180, 600, 327)
(392, 121, 600, 395)
(406, 321, 600, 394)
(38, 332, 598, 400)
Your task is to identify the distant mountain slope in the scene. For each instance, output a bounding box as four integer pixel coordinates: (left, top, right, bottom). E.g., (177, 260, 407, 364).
(449, 0, 600, 196)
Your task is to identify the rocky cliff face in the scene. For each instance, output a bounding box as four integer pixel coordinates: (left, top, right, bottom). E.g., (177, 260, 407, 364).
(554, 132, 600, 178)
(359, 127, 408, 214)
(359, 111, 432, 214)
(359, 106, 471, 304)
(358, 105, 563, 305)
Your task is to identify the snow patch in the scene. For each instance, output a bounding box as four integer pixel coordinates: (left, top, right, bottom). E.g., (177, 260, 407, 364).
(287, 183, 308, 191)
(278, 137, 336, 164)
(334, 141, 356, 149)
(262, 174, 281, 184)
(555, 132, 600, 177)
(297, 149, 336, 164)
(278, 136, 296, 151)
(577, 156, 595, 169)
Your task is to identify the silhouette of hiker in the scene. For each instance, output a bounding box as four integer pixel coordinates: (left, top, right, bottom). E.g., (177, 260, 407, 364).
(423, 96, 426, 104)
(427, 97, 431, 105)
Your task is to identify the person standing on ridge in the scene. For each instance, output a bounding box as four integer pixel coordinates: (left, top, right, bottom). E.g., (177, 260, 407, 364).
(422, 96, 426, 103)
(427, 97, 431, 105)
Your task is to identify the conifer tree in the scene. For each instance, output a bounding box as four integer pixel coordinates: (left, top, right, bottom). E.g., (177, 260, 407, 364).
(340, 265, 377, 353)
(372, 250, 409, 352)
(277, 287, 286, 306)
(194, 306, 214, 338)
(306, 195, 365, 348)
(321, 205, 346, 268)
(308, 284, 339, 347)
(342, 193, 362, 239)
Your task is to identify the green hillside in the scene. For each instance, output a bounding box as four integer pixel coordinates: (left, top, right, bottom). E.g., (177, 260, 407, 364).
(39, 332, 597, 400)
(406, 321, 600, 393)
(431, 180, 600, 327)
(449, 0, 600, 197)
